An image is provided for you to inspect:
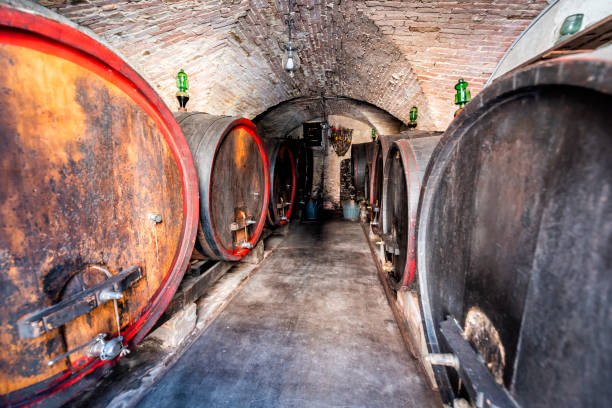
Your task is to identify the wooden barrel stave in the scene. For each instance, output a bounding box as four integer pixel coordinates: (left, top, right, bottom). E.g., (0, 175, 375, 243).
(175, 113, 270, 261)
(0, 3, 198, 406)
(265, 139, 297, 226)
(416, 56, 612, 406)
(380, 136, 441, 289)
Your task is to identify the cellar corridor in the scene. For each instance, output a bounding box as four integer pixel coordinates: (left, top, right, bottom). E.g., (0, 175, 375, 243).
(137, 220, 440, 407)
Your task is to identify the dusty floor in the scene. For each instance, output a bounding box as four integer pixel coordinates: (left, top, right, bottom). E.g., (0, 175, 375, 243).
(138, 220, 440, 407)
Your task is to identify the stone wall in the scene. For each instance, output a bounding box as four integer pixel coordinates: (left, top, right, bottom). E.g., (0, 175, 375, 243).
(339, 158, 353, 204)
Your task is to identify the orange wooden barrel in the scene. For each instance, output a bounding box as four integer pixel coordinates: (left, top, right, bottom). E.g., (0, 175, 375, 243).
(175, 113, 270, 261)
(0, 3, 198, 406)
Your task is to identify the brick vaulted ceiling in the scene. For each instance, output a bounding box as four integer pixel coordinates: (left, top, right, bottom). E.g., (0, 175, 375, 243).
(40, 0, 547, 131)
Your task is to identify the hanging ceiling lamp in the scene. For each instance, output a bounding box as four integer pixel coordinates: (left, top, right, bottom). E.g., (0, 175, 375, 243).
(280, 0, 301, 77)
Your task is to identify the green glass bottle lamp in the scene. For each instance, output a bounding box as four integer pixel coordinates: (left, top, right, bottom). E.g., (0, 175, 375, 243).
(408, 106, 418, 128)
(454, 78, 471, 117)
(371, 128, 377, 141)
(176, 69, 189, 111)
(557, 14, 583, 44)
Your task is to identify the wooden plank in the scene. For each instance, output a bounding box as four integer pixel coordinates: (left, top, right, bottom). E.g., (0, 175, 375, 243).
(159, 261, 234, 324)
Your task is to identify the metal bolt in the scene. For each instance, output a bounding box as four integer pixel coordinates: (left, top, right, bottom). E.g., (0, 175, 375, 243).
(149, 213, 162, 223)
(425, 353, 460, 370)
(99, 336, 124, 361)
(99, 289, 123, 302)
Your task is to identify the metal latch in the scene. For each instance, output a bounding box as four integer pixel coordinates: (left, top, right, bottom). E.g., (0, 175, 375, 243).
(277, 197, 291, 222)
(18, 266, 142, 339)
(276, 202, 291, 209)
(46, 332, 128, 366)
(232, 212, 256, 249)
(432, 318, 519, 408)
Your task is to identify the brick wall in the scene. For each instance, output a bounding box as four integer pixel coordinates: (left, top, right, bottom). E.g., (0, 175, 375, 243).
(356, 0, 548, 128)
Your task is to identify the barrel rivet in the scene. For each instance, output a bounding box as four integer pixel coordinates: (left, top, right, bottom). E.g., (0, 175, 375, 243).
(149, 213, 162, 223)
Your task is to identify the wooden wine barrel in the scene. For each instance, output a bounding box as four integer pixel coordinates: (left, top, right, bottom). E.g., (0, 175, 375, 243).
(368, 135, 407, 233)
(0, 3, 198, 406)
(288, 140, 313, 213)
(175, 113, 270, 261)
(380, 135, 441, 289)
(350, 142, 375, 200)
(416, 56, 612, 407)
(265, 139, 297, 226)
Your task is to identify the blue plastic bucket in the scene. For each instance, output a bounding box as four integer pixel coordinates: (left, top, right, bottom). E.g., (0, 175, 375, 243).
(305, 200, 319, 220)
(342, 200, 360, 221)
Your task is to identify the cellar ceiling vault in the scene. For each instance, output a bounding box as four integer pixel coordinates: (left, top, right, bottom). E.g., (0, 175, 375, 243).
(40, 0, 548, 131)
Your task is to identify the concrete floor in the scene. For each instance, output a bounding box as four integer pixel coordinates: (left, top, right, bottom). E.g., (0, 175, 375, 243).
(138, 220, 441, 408)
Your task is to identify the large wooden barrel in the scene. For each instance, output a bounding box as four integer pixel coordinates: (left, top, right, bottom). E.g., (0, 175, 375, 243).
(416, 56, 612, 407)
(175, 113, 270, 261)
(289, 140, 313, 213)
(0, 3, 198, 406)
(265, 139, 297, 226)
(368, 135, 407, 233)
(350, 142, 375, 200)
(380, 135, 441, 289)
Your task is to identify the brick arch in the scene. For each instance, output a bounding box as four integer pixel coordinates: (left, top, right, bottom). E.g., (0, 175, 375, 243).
(254, 96, 403, 140)
(41, 0, 546, 130)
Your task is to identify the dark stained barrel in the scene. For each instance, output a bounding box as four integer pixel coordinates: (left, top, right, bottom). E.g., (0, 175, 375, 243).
(416, 56, 612, 407)
(380, 135, 441, 289)
(265, 139, 297, 226)
(175, 113, 270, 261)
(350, 142, 375, 200)
(288, 139, 313, 216)
(0, 2, 198, 406)
(368, 135, 408, 234)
